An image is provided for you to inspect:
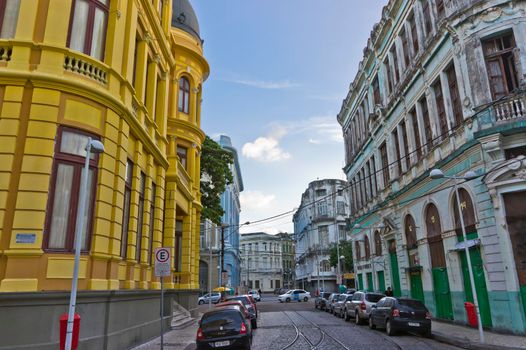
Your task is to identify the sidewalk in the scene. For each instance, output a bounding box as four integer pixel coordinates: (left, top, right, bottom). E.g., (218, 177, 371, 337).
(130, 319, 198, 350)
(432, 320, 526, 350)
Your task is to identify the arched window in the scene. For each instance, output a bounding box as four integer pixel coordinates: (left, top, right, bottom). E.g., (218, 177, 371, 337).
(452, 188, 477, 236)
(321, 260, 330, 272)
(425, 203, 446, 268)
(364, 235, 370, 260)
(178, 76, 190, 113)
(355, 240, 361, 260)
(404, 215, 417, 249)
(374, 230, 382, 256)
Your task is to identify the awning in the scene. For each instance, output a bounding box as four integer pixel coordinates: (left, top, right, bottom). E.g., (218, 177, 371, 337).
(453, 238, 481, 251)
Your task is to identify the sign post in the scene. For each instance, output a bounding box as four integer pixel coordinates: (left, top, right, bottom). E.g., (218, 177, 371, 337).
(155, 247, 171, 350)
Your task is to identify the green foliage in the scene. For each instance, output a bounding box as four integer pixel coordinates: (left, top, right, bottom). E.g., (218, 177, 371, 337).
(200, 136, 234, 225)
(329, 240, 354, 272)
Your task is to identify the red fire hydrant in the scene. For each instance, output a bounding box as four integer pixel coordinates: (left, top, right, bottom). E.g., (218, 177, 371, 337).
(464, 302, 477, 328)
(60, 313, 81, 350)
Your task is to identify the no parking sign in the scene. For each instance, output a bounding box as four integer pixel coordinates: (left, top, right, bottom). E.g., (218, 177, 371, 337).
(154, 248, 171, 277)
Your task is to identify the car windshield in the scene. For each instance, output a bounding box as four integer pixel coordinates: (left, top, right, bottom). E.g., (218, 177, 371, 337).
(227, 297, 249, 306)
(201, 310, 242, 329)
(365, 293, 385, 302)
(286, 290, 292, 294)
(398, 299, 427, 310)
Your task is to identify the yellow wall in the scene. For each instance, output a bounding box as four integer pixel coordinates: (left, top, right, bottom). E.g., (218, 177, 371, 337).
(0, 0, 208, 292)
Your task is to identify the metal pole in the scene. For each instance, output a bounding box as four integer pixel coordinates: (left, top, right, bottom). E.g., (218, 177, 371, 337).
(453, 179, 485, 343)
(65, 140, 92, 350)
(221, 225, 225, 287)
(370, 229, 375, 291)
(336, 234, 341, 288)
(160, 276, 164, 350)
(208, 228, 212, 310)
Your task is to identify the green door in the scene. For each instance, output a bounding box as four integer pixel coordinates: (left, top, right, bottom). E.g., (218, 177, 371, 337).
(410, 272, 424, 303)
(432, 267, 454, 319)
(377, 271, 386, 292)
(389, 250, 401, 297)
(358, 273, 364, 290)
(366, 272, 374, 292)
(459, 247, 492, 327)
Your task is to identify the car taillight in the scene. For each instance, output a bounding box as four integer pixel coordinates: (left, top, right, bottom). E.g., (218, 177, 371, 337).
(425, 311, 431, 319)
(392, 309, 400, 317)
(196, 327, 204, 340)
(360, 302, 366, 310)
(240, 322, 247, 334)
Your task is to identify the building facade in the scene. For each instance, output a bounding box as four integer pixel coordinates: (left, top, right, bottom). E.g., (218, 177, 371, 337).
(240, 232, 283, 292)
(293, 179, 350, 293)
(339, 0, 526, 334)
(277, 232, 295, 289)
(0, 0, 209, 348)
(199, 219, 220, 293)
(218, 135, 244, 288)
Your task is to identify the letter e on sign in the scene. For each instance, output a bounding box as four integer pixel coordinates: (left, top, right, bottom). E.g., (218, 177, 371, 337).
(155, 247, 171, 277)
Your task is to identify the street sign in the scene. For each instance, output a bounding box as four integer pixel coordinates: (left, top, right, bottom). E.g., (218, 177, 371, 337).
(154, 248, 171, 277)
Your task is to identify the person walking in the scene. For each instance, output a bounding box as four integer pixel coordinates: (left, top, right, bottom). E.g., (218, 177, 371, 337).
(384, 286, 394, 296)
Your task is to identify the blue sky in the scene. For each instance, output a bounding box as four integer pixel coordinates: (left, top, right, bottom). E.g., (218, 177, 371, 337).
(192, 1, 387, 233)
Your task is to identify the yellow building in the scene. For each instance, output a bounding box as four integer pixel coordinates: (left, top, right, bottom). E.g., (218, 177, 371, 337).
(0, 0, 208, 348)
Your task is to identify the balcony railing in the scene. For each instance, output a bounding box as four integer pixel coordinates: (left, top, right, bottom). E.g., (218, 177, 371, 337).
(177, 161, 191, 190)
(492, 93, 526, 123)
(64, 53, 108, 84)
(0, 45, 12, 62)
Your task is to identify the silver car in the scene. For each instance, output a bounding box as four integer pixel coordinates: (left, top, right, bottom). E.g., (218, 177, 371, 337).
(344, 291, 385, 324)
(198, 292, 221, 305)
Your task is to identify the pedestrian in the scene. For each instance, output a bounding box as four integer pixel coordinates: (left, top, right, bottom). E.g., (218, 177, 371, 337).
(384, 286, 393, 296)
(258, 288, 262, 296)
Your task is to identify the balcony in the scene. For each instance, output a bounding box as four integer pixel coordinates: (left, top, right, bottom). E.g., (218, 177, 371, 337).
(492, 93, 526, 124)
(177, 160, 192, 194)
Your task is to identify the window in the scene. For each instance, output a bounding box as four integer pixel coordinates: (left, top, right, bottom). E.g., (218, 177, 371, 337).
(404, 215, 417, 248)
(178, 76, 190, 113)
(321, 260, 331, 272)
(409, 13, 419, 54)
(393, 128, 402, 176)
(121, 159, 133, 258)
(317, 200, 328, 216)
(482, 32, 519, 100)
(401, 29, 410, 68)
(315, 189, 327, 197)
(364, 235, 370, 260)
(67, 0, 109, 60)
(374, 231, 382, 256)
(371, 156, 378, 194)
(380, 142, 389, 186)
(319, 226, 329, 247)
(177, 146, 187, 168)
(410, 108, 422, 160)
(337, 201, 345, 215)
(421, 0, 432, 37)
(434, 80, 448, 137)
(505, 146, 526, 159)
(135, 173, 146, 262)
(400, 121, 409, 171)
(44, 128, 99, 252)
(446, 64, 463, 127)
(390, 46, 399, 83)
(436, 0, 445, 20)
(338, 225, 346, 241)
(0, 0, 20, 38)
(175, 220, 183, 271)
(385, 59, 393, 94)
(264, 242, 267, 251)
(372, 76, 381, 106)
(148, 182, 156, 264)
(420, 97, 433, 147)
(355, 240, 361, 260)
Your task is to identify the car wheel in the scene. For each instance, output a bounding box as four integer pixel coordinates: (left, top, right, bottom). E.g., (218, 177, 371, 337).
(198, 300, 204, 305)
(386, 320, 396, 336)
(286, 298, 291, 303)
(304, 297, 308, 302)
(344, 309, 350, 321)
(252, 319, 257, 329)
(355, 311, 361, 325)
(369, 316, 376, 330)
(341, 310, 345, 319)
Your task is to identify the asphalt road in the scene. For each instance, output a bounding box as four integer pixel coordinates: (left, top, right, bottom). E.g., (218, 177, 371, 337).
(246, 294, 463, 350)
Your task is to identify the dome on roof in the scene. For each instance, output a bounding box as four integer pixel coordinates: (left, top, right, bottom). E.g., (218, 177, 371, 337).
(171, 0, 201, 40)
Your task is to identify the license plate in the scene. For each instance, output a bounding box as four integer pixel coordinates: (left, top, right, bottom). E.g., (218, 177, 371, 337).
(214, 340, 230, 347)
(408, 322, 420, 327)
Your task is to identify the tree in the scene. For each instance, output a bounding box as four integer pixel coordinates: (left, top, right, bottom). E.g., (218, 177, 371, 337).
(329, 240, 354, 272)
(200, 136, 233, 224)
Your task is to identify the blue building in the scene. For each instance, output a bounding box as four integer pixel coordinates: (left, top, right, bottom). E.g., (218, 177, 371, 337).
(218, 135, 244, 288)
(339, 0, 526, 334)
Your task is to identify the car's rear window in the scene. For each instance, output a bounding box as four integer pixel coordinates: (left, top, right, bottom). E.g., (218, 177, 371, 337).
(398, 299, 427, 310)
(322, 293, 331, 298)
(201, 310, 242, 328)
(365, 293, 385, 302)
(227, 297, 249, 305)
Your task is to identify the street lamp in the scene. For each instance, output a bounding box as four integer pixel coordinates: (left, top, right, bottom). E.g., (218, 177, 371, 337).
(65, 138, 104, 350)
(429, 168, 484, 343)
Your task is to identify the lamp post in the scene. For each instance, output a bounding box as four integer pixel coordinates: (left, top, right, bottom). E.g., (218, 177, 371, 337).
(339, 255, 345, 289)
(429, 168, 484, 343)
(65, 138, 104, 350)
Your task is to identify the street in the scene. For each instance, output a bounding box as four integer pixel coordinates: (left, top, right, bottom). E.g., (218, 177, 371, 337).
(194, 294, 464, 350)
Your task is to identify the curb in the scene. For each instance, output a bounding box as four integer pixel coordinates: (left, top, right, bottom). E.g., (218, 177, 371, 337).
(433, 331, 525, 350)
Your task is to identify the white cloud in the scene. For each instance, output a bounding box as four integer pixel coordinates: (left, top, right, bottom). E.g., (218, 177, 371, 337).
(242, 137, 291, 162)
(268, 115, 343, 144)
(240, 190, 276, 210)
(227, 78, 300, 90)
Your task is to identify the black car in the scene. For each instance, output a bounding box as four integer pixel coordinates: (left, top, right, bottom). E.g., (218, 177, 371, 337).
(197, 305, 253, 350)
(226, 295, 258, 327)
(369, 297, 431, 337)
(314, 292, 332, 310)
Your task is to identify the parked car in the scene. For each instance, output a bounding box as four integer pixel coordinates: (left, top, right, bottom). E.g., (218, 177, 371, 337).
(245, 295, 258, 317)
(315, 292, 332, 310)
(227, 295, 258, 322)
(369, 297, 431, 337)
(333, 294, 354, 318)
(344, 291, 385, 324)
(326, 293, 340, 314)
(346, 288, 357, 295)
(248, 290, 261, 302)
(278, 289, 310, 302)
(198, 292, 222, 305)
(196, 305, 253, 350)
(216, 300, 257, 329)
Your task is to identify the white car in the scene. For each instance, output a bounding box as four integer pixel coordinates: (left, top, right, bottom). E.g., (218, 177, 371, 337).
(197, 292, 221, 305)
(278, 289, 310, 303)
(248, 290, 261, 301)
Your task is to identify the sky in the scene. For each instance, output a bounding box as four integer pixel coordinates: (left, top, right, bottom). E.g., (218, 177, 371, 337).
(192, 1, 387, 234)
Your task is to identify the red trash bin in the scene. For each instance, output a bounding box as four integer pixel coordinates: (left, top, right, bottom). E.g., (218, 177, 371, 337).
(464, 302, 477, 327)
(60, 313, 81, 350)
